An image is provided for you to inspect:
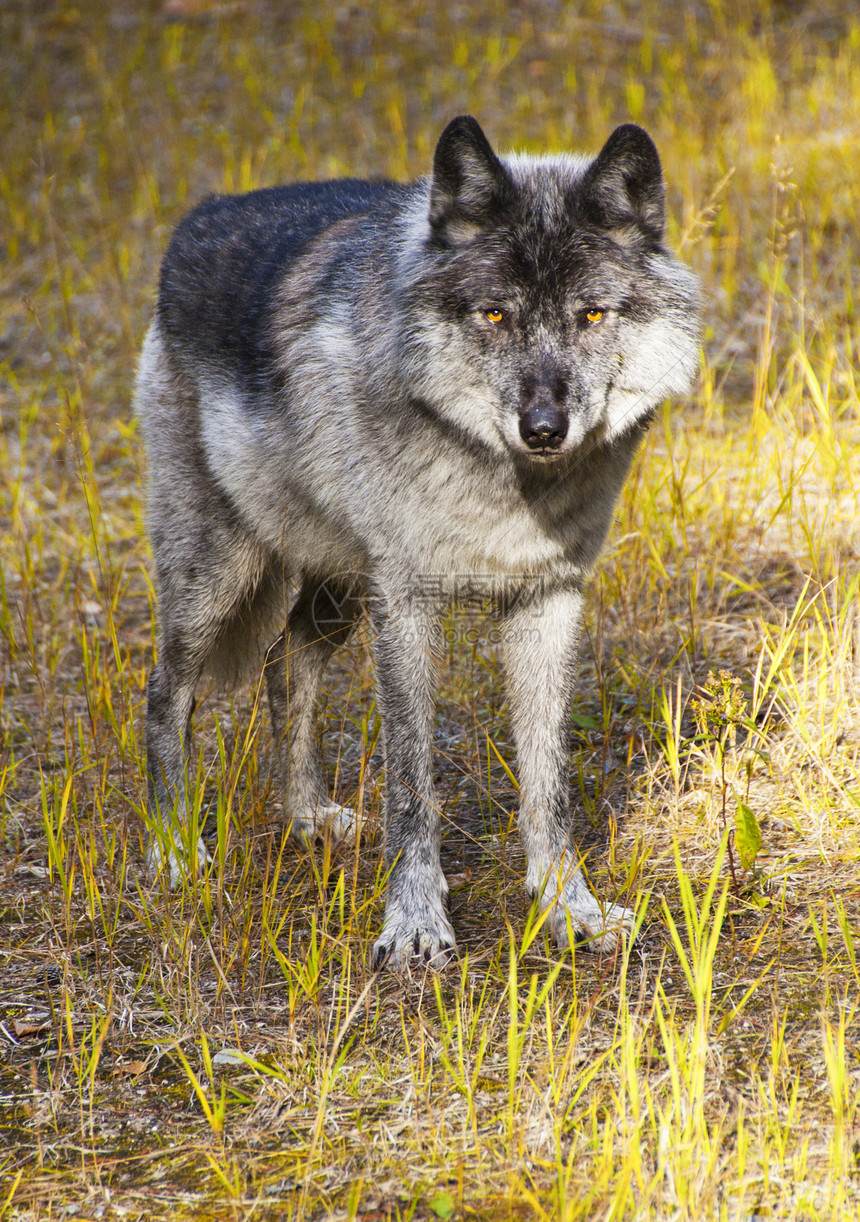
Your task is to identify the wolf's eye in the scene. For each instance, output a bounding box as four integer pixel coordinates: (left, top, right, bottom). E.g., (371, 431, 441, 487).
(585, 308, 604, 324)
(485, 308, 505, 325)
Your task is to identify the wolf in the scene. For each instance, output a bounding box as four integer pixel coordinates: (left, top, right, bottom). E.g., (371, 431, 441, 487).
(134, 115, 700, 968)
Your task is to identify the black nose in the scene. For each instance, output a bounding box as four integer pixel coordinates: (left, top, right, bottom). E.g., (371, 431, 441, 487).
(519, 405, 569, 450)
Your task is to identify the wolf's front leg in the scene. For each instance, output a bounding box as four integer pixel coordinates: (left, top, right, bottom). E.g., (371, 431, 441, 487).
(503, 583, 635, 951)
(370, 592, 454, 969)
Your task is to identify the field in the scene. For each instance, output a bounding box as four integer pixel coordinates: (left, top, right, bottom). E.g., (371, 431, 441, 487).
(2, 1, 860, 1218)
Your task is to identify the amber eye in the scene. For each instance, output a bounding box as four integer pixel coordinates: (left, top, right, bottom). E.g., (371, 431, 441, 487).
(585, 308, 604, 324)
(485, 308, 505, 325)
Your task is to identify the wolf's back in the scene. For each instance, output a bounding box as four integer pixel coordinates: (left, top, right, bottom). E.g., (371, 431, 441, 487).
(156, 179, 409, 382)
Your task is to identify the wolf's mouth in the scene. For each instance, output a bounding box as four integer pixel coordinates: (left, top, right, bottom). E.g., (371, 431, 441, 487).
(524, 444, 567, 459)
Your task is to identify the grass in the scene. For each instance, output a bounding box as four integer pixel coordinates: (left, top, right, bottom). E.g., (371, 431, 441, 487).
(1, 0, 860, 1217)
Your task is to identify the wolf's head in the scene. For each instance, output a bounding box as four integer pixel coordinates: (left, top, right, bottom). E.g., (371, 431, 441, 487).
(398, 116, 701, 461)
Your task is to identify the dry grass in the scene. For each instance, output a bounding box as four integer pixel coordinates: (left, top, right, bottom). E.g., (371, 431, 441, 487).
(2, 1, 860, 1218)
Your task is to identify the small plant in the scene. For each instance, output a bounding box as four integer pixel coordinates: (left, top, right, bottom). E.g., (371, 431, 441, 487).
(693, 669, 765, 896)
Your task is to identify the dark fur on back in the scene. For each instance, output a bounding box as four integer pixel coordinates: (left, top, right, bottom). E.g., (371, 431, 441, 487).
(158, 181, 406, 387)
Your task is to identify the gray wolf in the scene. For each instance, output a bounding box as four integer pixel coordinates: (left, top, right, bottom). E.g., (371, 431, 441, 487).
(134, 116, 700, 968)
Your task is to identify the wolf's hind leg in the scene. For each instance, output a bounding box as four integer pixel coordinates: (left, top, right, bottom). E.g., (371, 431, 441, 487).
(137, 325, 272, 883)
(265, 574, 364, 843)
(145, 536, 267, 886)
(502, 584, 635, 952)
(145, 645, 210, 885)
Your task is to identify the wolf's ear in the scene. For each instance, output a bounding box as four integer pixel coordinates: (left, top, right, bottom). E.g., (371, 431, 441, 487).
(581, 124, 665, 241)
(429, 116, 514, 244)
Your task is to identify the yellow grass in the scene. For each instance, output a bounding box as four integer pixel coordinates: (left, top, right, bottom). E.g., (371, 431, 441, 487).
(1, 1, 859, 1218)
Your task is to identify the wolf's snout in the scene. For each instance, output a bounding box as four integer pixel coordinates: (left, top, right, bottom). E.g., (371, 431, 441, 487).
(519, 405, 569, 451)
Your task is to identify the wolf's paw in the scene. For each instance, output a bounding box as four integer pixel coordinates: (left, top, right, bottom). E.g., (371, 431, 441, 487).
(532, 857, 636, 953)
(288, 802, 362, 845)
(372, 895, 457, 971)
(548, 893, 636, 952)
(146, 834, 211, 889)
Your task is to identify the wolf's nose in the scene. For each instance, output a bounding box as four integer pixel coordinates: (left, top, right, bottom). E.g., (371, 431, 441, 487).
(519, 406, 569, 450)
